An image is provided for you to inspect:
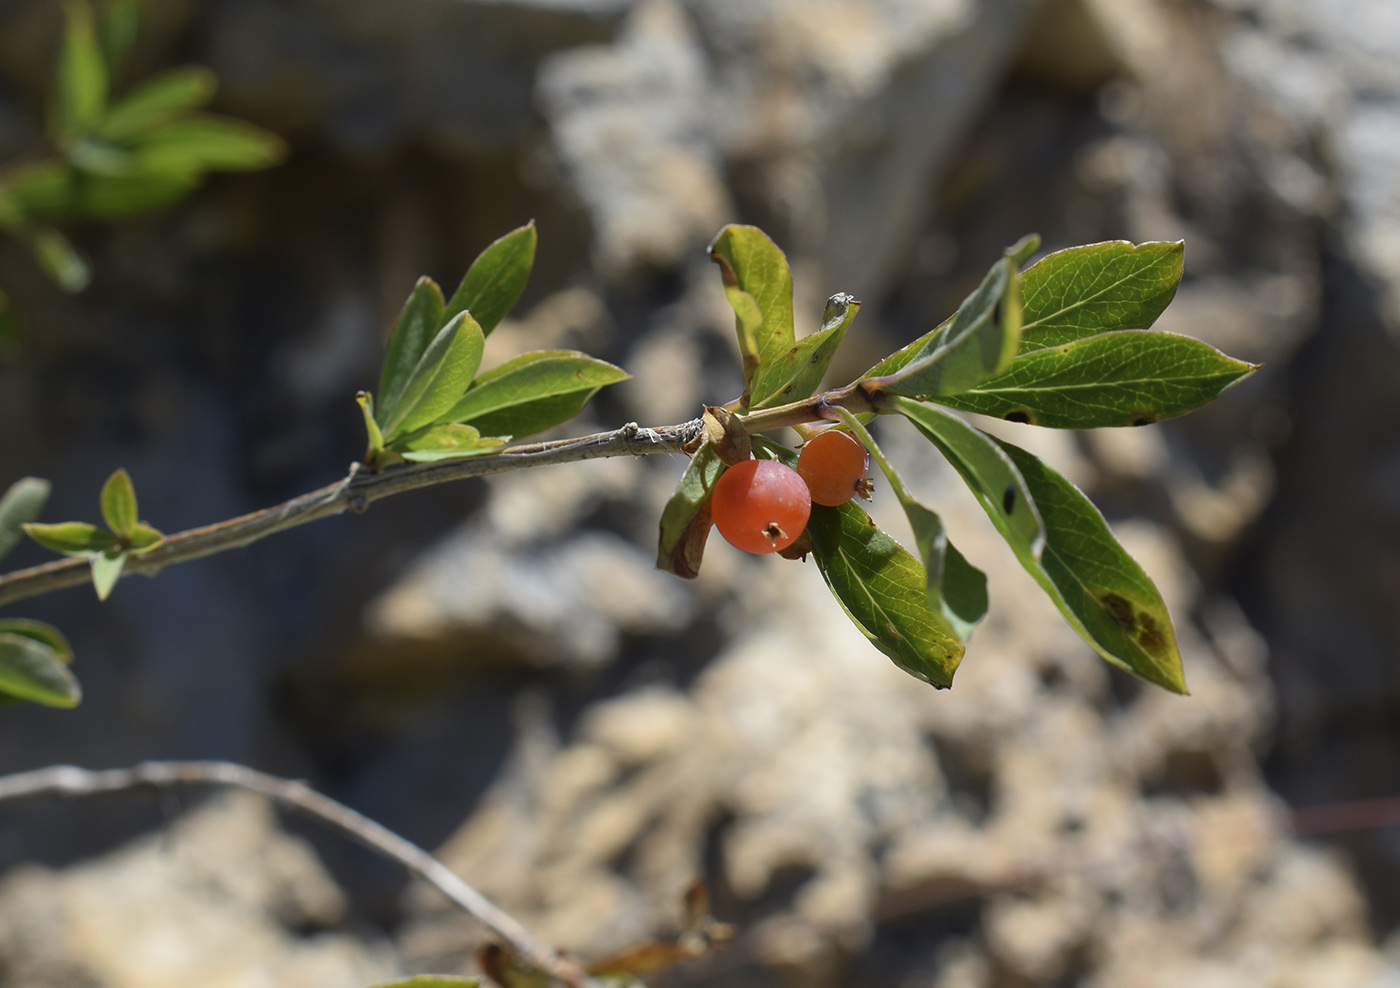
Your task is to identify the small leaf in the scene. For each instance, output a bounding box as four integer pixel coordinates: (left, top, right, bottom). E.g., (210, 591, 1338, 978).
(393, 423, 507, 462)
(0, 619, 73, 663)
(891, 398, 1045, 563)
(128, 114, 287, 173)
(436, 349, 628, 436)
(126, 522, 163, 552)
(30, 227, 91, 292)
(0, 477, 51, 562)
(90, 547, 126, 600)
(99, 0, 140, 75)
(97, 67, 217, 140)
(0, 632, 81, 707)
(69, 137, 138, 176)
(709, 225, 795, 401)
(1020, 240, 1183, 351)
(442, 222, 537, 336)
(23, 521, 117, 555)
(379, 311, 486, 441)
(3, 161, 76, 216)
(808, 500, 963, 688)
(6, 161, 198, 220)
(871, 244, 1022, 398)
(53, 0, 108, 139)
(378, 276, 446, 424)
(656, 441, 723, 579)
(997, 439, 1186, 693)
(751, 292, 860, 408)
(357, 391, 384, 457)
(99, 468, 138, 537)
(936, 330, 1258, 428)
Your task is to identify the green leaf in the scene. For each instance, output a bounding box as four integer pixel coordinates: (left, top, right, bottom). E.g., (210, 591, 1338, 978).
(6, 161, 198, 219)
(393, 423, 506, 462)
(935, 331, 1258, 428)
(0, 477, 51, 563)
(436, 350, 628, 432)
(872, 245, 1022, 399)
(128, 114, 287, 173)
(709, 225, 795, 401)
(53, 0, 108, 139)
(30, 227, 90, 292)
(99, 0, 140, 75)
(0, 619, 73, 663)
(23, 521, 117, 555)
(996, 439, 1186, 693)
(368, 979, 480, 988)
(3, 161, 75, 216)
(751, 292, 860, 409)
(829, 409, 986, 641)
(99, 467, 138, 537)
(808, 500, 963, 688)
(68, 137, 138, 176)
(90, 547, 126, 600)
(0, 632, 81, 708)
(357, 391, 384, 457)
(891, 398, 1046, 563)
(97, 67, 217, 140)
(126, 522, 163, 552)
(857, 236, 1040, 384)
(941, 543, 989, 641)
(379, 311, 486, 440)
(377, 276, 446, 423)
(860, 313, 952, 382)
(656, 441, 723, 579)
(1020, 240, 1183, 352)
(442, 222, 537, 336)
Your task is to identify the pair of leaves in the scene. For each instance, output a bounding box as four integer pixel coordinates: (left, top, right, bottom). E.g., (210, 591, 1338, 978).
(24, 468, 163, 601)
(914, 241, 1255, 429)
(709, 225, 857, 410)
(364, 224, 628, 468)
(0, 477, 80, 708)
(889, 397, 1186, 693)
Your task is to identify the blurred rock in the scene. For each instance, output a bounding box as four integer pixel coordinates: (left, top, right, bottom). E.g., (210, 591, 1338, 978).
(366, 456, 694, 671)
(0, 792, 397, 988)
(207, 0, 630, 153)
(538, 0, 732, 276)
(397, 436, 1377, 985)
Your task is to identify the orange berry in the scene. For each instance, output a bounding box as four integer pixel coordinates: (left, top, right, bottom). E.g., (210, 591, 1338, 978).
(711, 459, 811, 554)
(796, 429, 870, 506)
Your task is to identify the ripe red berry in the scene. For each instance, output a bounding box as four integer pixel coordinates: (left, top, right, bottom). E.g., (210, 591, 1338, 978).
(796, 429, 870, 506)
(711, 459, 811, 554)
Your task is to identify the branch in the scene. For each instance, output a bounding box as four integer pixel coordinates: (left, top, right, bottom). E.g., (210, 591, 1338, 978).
(0, 760, 593, 988)
(0, 419, 703, 608)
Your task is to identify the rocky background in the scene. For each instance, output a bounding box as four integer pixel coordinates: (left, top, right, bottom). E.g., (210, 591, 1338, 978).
(1, 0, 1400, 985)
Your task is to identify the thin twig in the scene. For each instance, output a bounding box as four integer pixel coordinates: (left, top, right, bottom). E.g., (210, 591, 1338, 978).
(0, 760, 593, 988)
(0, 419, 704, 608)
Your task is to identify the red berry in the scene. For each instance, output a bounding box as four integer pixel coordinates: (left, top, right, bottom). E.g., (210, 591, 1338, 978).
(796, 429, 870, 506)
(711, 459, 811, 554)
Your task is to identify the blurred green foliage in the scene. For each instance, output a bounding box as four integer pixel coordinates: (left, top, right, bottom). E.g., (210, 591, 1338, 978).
(0, 0, 285, 293)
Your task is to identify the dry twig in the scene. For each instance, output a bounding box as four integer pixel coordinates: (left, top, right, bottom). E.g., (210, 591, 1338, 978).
(0, 760, 592, 988)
